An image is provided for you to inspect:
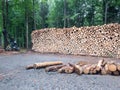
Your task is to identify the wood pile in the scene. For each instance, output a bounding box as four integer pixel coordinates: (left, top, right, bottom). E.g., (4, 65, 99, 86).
(31, 23, 120, 58)
(26, 60, 120, 76)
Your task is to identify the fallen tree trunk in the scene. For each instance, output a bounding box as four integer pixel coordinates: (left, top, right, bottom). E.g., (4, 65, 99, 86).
(33, 61, 63, 69)
(26, 65, 34, 70)
(101, 68, 107, 75)
(83, 64, 93, 74)
(26, 60, 120, 76)
(58, 65, 74, 74)
(117, 63, 120, 71)
(76, 61, 88, 66)
(74, 64, 83, 75)
(113, 71, 119, 76)
(45, 65, 66, 72)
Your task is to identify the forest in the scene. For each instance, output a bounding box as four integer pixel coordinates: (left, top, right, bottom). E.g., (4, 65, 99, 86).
(0, 0, 120, 49)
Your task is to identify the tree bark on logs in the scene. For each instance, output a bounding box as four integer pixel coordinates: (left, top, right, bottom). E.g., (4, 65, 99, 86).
(113, 71, 119, 76)
(45, 65, 66, 72)
(26, 65, 34, 70)
(58, 65, 74, 74)
(26, 60, 120, 76)
(83, 64, 92, 74)
(117, 64, 120, 71)
(76, 61, 88, 66)
(74, 65, 83, 75)
(33, 61, 63, 69)
(101, 68, 107, 75)
(97, 59, 106, 68)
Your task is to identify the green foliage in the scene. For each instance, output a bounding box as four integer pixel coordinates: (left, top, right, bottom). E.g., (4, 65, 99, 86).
(47, 0, 64, 28)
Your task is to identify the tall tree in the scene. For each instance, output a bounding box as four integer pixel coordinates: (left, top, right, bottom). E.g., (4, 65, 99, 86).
(64, 0, 67, 28)
(39, 0, 49, 28)
(0, 0, 3, 46)
(24, 0, 29, 49)
(32, 0, 36, 30)
(2, 0, 9, 49)
(2, 0, 6, 29)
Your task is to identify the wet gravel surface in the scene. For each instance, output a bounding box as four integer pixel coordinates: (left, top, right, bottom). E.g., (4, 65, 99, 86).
(0, 53, 120, 90)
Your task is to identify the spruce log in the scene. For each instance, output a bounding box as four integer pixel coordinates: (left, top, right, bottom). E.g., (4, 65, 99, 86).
(89, 64, 98, 74)
(104, 64, 112, 75)
(97, 59, 106, 68)
(117, 64, 120, 71)
(74, 65, 83, 75)
(34, 61, 63, 69)
(83, 64, 92, 74)
(101, 68, 107, 75)
(45, 65, 66, 72)
(58, 65, 74, 74)
(76, 61, 88, 66)
(113, 71, 119, 76)
(108, 63, 117, 72)
(26, 65, 34, 70)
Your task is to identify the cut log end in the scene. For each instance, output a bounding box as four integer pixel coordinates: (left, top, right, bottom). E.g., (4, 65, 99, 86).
(108, 64, 117, 72)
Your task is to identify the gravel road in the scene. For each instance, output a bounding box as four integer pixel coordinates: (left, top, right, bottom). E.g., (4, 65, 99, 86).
(0, 52, 120, 90)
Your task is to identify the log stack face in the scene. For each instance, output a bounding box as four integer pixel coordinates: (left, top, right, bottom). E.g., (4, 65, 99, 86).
(31, 23, 120, 58)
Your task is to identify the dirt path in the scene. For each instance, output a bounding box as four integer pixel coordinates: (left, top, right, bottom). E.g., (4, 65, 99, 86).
(0, 52, 120, 90)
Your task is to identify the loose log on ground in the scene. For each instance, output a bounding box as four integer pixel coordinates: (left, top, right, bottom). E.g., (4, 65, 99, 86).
(76, 61, 88, 66)
(33, 61, 63, 69)
(26, 65, 34, 70)
(117, 63, 120, 71)
(101, 68, 107, 75)
(112, 71, 119, 76)
(104, 64, 112, 75)
(83, 64, 92, 74)
(45, 65, 66, 72)
(58, 65, 74, 74)
(107, 63, 117, 72)
(74, 64, 83, 75)
(90, 64, 99, 74)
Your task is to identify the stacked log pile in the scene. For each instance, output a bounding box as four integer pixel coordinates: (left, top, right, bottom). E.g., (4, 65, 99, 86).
(31, 23, 120, 58)
(26, 60, 120, 76)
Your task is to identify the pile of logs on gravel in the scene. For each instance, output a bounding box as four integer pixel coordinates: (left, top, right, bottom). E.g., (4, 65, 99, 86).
(26, 60, 120, 76)
(31, 23, 120, 58)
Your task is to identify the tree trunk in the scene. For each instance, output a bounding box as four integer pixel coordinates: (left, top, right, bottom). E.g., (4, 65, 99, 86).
(64, 0, 67, 28)
(104, 0, 109, 24)
(6, 0, 9, 30)
(2, 0, 8, 49)
(45, 65, 66, 72)
(26, 16, 29, 49)
(33, 0, 36, 30)
(118, 7, 120, 23)
(104, 3, 108, 24)
(2, 0, 6, 29)
(25, 0, 29, 49)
